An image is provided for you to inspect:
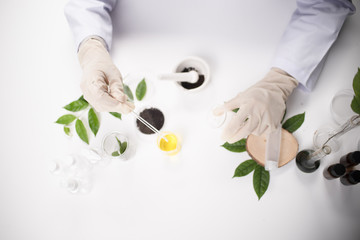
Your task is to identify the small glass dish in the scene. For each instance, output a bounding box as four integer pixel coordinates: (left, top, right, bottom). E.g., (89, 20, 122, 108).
(157, 131, 182, 156)
(102, 132, 130, 160)
(330, 89, 355, 125)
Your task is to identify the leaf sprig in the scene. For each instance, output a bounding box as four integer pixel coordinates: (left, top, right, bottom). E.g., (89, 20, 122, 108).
(223, 112, 305, 200)
(112, 136, 128, 156)
(351, 68, 360, 114)
(64, 95, 89, 112)
(55, 78, 146, 144)
(122, 78, 147, 103)
(135, 78, 147, 101)
(124, 84, 134, 101)
(55, 95, 122, 144)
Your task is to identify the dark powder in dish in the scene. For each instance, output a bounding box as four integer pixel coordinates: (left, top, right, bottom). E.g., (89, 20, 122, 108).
(136, 107, 165, 134)
(180, 67, 205, 90)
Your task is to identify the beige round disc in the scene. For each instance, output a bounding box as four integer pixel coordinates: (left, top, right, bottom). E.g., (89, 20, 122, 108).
(246, 129, 298, 167)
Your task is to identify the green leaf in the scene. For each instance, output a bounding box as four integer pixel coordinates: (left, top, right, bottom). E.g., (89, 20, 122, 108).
(115, 136, 122, 147)
(64, 96, 89, 112)
(109, 112, 122, 120)
(120, 141, 127, 154)
(64, 126, 71, 136)
(353, 68, 360, 97)
(75, 119, 89, 144)
(78, 95, 88, 103)
(233, 160, 257, 178)
(253, 164, 270, 200)
(88, 108, 100, 136)
(114, 136, 127, 155)
(222, 139, 247, 153)
(282, 112, 305, 133)
(55, 114, 76, 125)
(123, 84, 134, 101)
(232, 108, 239, 113)
(351, 95, 360, 114)
(135, 78, 147, 101)
(112, 151, 120, 156)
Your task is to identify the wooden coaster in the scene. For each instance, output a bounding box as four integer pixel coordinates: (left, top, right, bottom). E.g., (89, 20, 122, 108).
(246, 129, 298, 167)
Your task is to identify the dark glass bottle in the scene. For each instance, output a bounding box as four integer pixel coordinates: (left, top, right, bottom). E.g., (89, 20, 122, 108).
(323, 163, 346, 180)
(340, 170, 360, 186)
(340, 151, 360, 168)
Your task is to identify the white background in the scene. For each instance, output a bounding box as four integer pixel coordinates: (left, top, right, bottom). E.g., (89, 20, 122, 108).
(1, 0, 360, 240)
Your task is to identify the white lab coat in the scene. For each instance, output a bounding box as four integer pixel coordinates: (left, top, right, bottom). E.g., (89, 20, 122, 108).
(64, 0, 355, 91)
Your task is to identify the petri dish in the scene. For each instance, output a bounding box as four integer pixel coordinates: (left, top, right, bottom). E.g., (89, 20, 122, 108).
(135, 107, 165, 135)
(330, 89, 355, 125)
(102, 132, 130, 160)
(157, 131, 181, 156)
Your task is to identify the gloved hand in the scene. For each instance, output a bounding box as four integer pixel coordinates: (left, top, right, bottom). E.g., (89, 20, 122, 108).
(213, 68, 298, 143)
(78, 37, 134, 114)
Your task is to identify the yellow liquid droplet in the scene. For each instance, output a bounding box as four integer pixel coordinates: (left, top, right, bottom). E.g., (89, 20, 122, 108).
(158, 133, 178, 152)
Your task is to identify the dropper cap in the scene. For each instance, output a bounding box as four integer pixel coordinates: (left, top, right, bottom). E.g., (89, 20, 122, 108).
(348, 170, 360, 184)
(349, 151, 360, 164)
(329, 164, 346, 177)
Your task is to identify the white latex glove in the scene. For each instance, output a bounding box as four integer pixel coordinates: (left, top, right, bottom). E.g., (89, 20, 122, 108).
(214, 68, 298, 143)
(78, 37, 134, 114)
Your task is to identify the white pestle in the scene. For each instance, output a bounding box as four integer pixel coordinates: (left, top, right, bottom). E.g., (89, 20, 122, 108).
(158, 70, 199, 84)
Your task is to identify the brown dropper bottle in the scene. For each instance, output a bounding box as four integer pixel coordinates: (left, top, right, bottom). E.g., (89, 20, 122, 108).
(340, 151, 360, 168)
(340, 170, 360, 186)
(323, 163, 346, 180)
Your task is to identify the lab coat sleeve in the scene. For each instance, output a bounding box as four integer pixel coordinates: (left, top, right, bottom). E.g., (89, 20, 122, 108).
(64, 0, 117, 51)
(272, 0, 355, 91)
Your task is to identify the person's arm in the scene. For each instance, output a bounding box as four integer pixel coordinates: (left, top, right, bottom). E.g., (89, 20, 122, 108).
(272, 0, 356, 91)
(64, 0, 116, 50)
(214, 0, 355, 144)
(64, 0, 134, 114)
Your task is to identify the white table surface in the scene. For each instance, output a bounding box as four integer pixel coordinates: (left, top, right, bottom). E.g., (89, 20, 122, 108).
(1, 1, 360, 240)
